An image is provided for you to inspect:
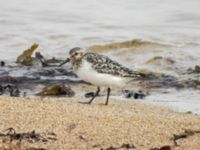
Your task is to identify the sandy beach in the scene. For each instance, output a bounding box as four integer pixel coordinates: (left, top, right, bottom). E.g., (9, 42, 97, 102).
(0, 96, 199, 150)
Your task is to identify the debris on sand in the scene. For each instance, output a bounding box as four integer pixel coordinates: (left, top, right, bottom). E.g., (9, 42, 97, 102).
(37, 84, 75, 97)
(104, 143, 135, 150)
(0, 128, 57, 150)
(171, 129, 200, 146)
(150, 145, 172, 150)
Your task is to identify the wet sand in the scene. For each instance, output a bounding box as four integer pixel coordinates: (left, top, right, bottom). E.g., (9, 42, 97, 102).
(0, 96, 200, 150)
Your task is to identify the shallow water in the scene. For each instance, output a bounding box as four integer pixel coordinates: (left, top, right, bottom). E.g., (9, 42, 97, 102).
(1, 0, 200, 59)
(0, 0, 200, 113)
(143, 89, 200, 114)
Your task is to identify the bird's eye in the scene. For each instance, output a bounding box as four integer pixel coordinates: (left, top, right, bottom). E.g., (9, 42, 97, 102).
(74, 52, 78, 56)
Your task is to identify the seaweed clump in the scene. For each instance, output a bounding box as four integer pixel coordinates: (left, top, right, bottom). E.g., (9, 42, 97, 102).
(16, 43, 39, 66)
(0, 128, 57, 150)
(122, 90, 147, 99)
(0, 84, 20, 97)
(37, 84, 75, 97)
(171, 129, 200, 146)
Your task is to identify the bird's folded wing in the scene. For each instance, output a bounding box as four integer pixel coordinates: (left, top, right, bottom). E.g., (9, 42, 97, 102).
(84, 53, 143, 78)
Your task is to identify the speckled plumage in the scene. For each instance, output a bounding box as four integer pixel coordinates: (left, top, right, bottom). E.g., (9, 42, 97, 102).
(83, 53, 142, 78)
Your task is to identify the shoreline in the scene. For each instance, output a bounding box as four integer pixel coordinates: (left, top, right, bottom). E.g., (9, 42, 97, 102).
(0, 96, 200, 149)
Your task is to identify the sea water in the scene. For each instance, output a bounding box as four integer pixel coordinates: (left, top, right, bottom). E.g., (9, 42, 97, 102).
(0, 0, 200, 113)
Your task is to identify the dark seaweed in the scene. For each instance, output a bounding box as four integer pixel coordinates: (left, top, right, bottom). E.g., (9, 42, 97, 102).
(0, 128, 57, 150)
(171, 129, 200, 146)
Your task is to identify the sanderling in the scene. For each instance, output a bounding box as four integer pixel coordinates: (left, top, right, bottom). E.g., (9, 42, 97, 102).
(68, 47, 143, 105)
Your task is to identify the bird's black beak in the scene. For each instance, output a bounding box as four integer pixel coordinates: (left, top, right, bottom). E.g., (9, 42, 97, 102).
(59, 58, 70, 67)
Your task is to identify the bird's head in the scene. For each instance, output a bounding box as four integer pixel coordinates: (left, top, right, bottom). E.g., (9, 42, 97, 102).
(69, 47, 85, 63)
(59, 47, 86, 67)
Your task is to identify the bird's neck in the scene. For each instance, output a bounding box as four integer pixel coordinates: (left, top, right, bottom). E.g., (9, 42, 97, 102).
(72, 58, 82, 71)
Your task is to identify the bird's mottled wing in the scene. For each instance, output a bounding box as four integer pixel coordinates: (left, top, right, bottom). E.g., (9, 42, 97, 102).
(84, 53, 142, 78)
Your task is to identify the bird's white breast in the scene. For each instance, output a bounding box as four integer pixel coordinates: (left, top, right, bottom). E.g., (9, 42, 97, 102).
(74, 60, 125, 88)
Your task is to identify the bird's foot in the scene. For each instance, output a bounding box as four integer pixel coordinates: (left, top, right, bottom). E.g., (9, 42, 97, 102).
(84, 92, 95, 98)
(78, 101, 92, 104)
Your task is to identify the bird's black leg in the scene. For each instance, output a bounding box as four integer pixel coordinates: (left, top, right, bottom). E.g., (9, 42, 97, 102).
(80, 86, 100, 104)
(105, 88, 111, 105)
